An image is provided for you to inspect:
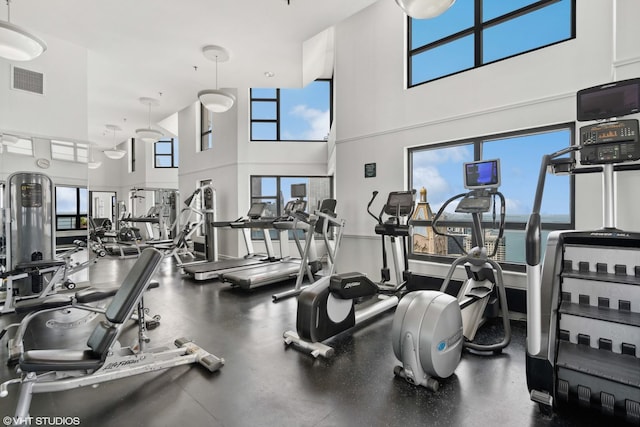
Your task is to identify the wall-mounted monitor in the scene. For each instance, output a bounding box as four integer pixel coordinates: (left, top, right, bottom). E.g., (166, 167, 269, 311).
(463, 159, 501, 190)
(577, 78, 640, 122)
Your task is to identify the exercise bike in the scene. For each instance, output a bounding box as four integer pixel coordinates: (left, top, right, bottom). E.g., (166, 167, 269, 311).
(392, 159, 511, 391)
(283, 190, 415, 358)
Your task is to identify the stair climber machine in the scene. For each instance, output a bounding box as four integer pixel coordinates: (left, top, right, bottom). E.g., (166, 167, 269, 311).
(283, 190, 416, 358)
(526, 78, 640, 423)
(392, 159, 511, 391)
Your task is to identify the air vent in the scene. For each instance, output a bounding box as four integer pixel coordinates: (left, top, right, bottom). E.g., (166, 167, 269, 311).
(12, 66, 44, 95)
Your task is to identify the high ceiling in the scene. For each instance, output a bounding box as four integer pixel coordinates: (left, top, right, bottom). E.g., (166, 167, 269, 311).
(6, 0, 380, 146)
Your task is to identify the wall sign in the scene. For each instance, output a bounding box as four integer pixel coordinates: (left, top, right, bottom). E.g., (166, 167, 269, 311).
(364, 162, 376, 178)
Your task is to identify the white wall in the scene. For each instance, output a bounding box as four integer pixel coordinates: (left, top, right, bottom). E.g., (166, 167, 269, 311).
(332, 0, 640, 287)
(0, 33, 88, 141)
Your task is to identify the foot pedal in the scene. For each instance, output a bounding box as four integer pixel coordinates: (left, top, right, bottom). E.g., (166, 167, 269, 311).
(600, 392, 615, 416)
(465, 284, 492, 299)
(627, 400, 640, 425)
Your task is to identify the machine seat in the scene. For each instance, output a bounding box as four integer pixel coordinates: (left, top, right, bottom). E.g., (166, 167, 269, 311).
(18, 248, 164, 373)
(19, 349, 103, 372)
(14, 295, 74, 314)
(329, 272, 378, 299)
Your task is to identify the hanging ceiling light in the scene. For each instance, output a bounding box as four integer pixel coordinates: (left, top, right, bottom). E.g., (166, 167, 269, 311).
(0, 0, 46, 61)
(395, 0, 456, 19)
(87, 144, 102, 169)
(135, 97, 163, 143)
(103, 124, 126, 160)
(198, 45, 235, 113)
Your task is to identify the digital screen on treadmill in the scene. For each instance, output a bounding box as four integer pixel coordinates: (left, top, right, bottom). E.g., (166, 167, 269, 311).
(464, 159, 500, 190)
(577, 78, 640, 121)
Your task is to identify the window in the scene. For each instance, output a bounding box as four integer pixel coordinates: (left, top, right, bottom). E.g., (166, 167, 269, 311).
(201, 104, 213, 151)
(250, 175, 333, 239)
(130, 139, 136, 172)
(55, 186, 88, 231)
(51, 140, 88, 163)
(409, 124, 573, 271)
(154, 138, 179, 168)
(4, 137, 33, 156)
(408, 0, 575, 86)
(250, 79, 333, 141)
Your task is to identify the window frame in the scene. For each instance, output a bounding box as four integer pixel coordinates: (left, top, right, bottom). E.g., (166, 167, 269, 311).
(200, 103, 214, 151)
(50, 140, 89, 163)
(407, 0, 576, 87)
(153, 138, 179, 168)
(3, 137, 34, 156)
(249, 79, 333, 142)
(55, 186, 89, 231)
(249, 175, 334, 240)
(408, 123, 575, 272)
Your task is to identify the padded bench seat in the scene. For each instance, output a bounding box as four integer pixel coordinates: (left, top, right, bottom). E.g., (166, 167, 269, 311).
(19, 349, 103, 372)
(13, 281, 160, 314)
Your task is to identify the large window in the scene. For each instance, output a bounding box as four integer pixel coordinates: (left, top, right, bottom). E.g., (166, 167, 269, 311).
(409, 124, 573, 271)
(51, 140, 88, 163)
(408, 0, 575, 86)
(201, 104, 214, 151)
(154, 138, 179, 168)
(55, 186, 88, 231)
(250, 79, 333, 141)
(250, 175, 333, 239)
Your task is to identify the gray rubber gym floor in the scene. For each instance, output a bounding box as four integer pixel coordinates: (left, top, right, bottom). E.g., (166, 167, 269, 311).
(0, 256, 626, 426)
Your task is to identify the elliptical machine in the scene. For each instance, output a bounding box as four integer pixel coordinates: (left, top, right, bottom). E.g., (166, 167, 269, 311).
(392, 159, 511, 391)
(283, 190, 416, 358)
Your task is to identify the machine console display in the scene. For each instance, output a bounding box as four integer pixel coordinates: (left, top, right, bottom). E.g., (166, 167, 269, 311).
(579, 119, 640, 165)
(463, 159, 500, 190)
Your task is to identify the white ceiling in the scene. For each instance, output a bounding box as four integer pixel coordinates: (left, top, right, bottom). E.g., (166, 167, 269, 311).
(7, 0, 380, 146)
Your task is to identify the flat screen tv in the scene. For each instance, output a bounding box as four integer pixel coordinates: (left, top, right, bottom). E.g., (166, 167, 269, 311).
(577, 78, 640, 121)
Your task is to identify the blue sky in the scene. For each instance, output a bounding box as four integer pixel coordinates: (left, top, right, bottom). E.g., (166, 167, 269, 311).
(411, 129, 572, 220)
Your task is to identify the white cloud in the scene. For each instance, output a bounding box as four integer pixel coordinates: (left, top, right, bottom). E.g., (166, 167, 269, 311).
(289, 104, 330, 140)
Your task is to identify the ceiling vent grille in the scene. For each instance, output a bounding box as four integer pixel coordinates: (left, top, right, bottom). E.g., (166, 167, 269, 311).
(12, 66, 44, 95)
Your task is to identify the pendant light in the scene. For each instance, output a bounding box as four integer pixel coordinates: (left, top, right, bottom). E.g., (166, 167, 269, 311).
(135, 97, 163, 143)
(395, 0, 456, 19)
(103, 124, 126, 160)
(198, 45, 235, 113)
(87, 144, 102, 169)
(0, 0, 46, 61)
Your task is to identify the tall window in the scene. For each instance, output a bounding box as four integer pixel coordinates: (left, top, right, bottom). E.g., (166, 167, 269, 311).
(409, 124, 573, 271)
(154, 138, 179, 168)
(55, 186, 88, 231)
(408, 0, 575, 86)
(51, 140, 88, 163)
(250, 79, 333, 141)
(130, 139, 136, 172)
(201, 104, 214, 151)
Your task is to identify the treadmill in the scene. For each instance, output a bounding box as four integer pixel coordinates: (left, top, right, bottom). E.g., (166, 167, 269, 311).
(183, 203, 276, 281)
(220, 199, 326, 290)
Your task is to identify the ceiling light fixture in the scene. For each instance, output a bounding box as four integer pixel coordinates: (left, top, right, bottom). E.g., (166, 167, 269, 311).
(198, 45, 235, 113)
(0, 0, 47, 61)
(87, 144, 102, 169)
(135, 97, 163, 143)
(395, 0, 455, 19)
(103, 124, 126, 160)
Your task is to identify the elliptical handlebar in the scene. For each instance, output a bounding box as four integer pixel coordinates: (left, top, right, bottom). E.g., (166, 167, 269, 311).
(366, 191, 380, 224)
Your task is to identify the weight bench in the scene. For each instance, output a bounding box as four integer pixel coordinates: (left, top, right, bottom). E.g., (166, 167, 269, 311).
(1, 281, 161, 365)
(0, 259, 70, 315)
(0, 248, 224, 422)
